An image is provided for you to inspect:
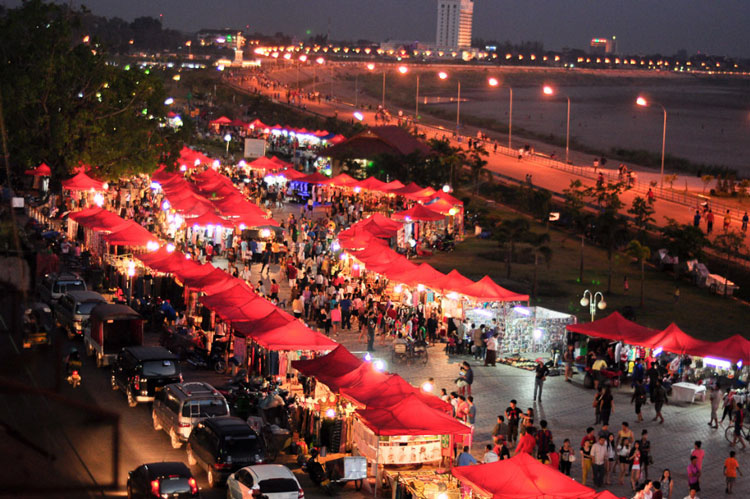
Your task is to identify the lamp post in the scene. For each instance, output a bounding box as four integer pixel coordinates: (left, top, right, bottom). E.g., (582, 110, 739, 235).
(366, 63, 385, 109)
(224, 133, 232, 155)
(127, 260, 136, 305)
(580, 289, 606, 322)
(542, 85, 570, 165)
(636, 96, 667, 189)
(488, 77, 513, 150)
(296, 54, 307, 93)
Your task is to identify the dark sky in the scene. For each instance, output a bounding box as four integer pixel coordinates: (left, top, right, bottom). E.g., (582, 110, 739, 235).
(5, 0, 750, 57)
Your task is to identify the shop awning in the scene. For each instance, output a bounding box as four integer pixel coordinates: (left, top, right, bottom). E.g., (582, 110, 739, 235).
(248, 156, 282, 171)
(355, 176, 389, 192)
(210, 116, 232, 125)
(179, 266, 233, 292)
(392, 204, 445, 222)
(245, 315, 339, 352)
(314, 362, 384, 393)
(566, 311, 659, 345)
(389, 263, 446, 288)
(292, 345, 362, 378)
(320, 173, 358, 187)
(301, 172, 331, 184)
(356, 395, 471, 436)
(185, 210, 227, 228)
(199, 281, 256, 308)
(68, 207, 129, 232)
(452, 453, 597, 499)
(708, 334, 750, 363)
(460, 275, 530, 302)
(61, 172, 106, 191)
(429, 269, 476, 295)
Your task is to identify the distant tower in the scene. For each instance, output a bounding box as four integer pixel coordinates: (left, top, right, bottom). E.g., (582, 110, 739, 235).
(436, 0, 474, 49)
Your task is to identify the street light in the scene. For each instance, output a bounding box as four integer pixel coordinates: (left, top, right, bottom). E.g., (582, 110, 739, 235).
(636, 96, 667, 189)
(366, 63, 386, 109)
(224, 133, 232, 155)
(437, 71, 460, 132)
(489, 77, 513, 150)
(542, 85, 571, 165)
(313, 57, 324, 94)
(580, 289, 606, 322)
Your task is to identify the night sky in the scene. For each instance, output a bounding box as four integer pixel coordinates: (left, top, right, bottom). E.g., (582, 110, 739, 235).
(4, 0, 749, 57)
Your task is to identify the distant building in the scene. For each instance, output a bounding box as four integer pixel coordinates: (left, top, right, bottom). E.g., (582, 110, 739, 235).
(436, 0, 474, 49)
(197, 29, 245, 50)
(590, 37, 617, 55)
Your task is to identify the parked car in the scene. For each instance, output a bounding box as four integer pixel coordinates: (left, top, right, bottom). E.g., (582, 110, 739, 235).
(126, 461, 199, 498)
(53, 290, 106, 339)
(36, 272, 86, 304)
(153, 382, 230, 449)
(187, 417, 265, 488)
(227, 464, 303, 499)
(86, 304, 144, 367)
(111, 346, 181, 407)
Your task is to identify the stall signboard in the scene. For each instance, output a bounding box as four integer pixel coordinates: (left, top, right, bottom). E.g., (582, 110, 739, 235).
(352, 417, 379, 460)
(352, 419, 443, 464)
(244, 138, 266, 158)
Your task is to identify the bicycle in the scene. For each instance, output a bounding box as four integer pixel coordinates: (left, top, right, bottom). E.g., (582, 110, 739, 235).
(724, 424, 750, 446)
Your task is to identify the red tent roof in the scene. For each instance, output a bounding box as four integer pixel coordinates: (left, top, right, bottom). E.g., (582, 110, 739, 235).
(405, 186, 438, 201)
(103, 221, 158, 247)
(385, 180, 404, 190)
(301, 172, 331, 184)
(356, 394, 471, 436)
(314, 362, 383, 393)
(424, 197, 456, 215)
(251, 318, 339, 351)
(248, 156, 282, 171)
(430, 269, 476, 295)
(392, 203, 445, 222)
(340, 374, 452, 414)
(566, 312, 659, 345)
(210, 116, 232, 125)
(339, 230, 389, 250)
(61, 172, 106, 191)
(355, 176, 389, 192)
(199, 282, 256, 309)
(270, 156, 293, 168)
(388, 182, 423, 195)
(461, 275, 530, 302)
(279, 169, 308, 181)
(434, 190, 463, 206)
(452, 453, 597, 499)
(389, 263, 446, 288)
(292, 345, 362, 377)
(186, 210, 227, 228)
(321, 173, 358, 187)
(707, 334, 750, 363)
(69, 208, 129, 232)
(249, 119, 267, 129)
(25, 163, 52, 176)
(181, 267, 234, 292)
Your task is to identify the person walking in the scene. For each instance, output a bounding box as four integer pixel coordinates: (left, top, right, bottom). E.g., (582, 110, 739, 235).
(723, 209, 731, 232)
(484, 333, 498, 366)
(640, 430, 652, 480)
(687, 455, 701, 493)
(536, 420, 552, 461)
(617, 437, 631, 485)
(742, 212, 748, 232)
(606, 433, 617, 485)
(533, 359, 549, 402)
(559, 439, 574, 476)
(659, 469, 674, 499)
(600, 386, 615, 426)
(706, 209, 714, 235)
(724, 450, 742, 494)
(629, 440, 642, 491)
(632, 378, 647, 423)
(563, 344, 575, 382)
(458, 361, 474, 396)
(580, 439, 594, 487)
(731, 402, 746, 449)
(593, 386, 604, 425)
(652, 380, 668, 424)
(691, 441, 704, 472)
(505, 399, 522, 443)
(709, 385, 722, 428)
(591, 435, 608, 488)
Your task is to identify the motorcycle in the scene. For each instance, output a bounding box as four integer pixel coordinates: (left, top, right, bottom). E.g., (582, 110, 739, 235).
(65, 350, 82, 388)
(185, 341, 228, 374)
(302, 450, 333, 495)
(67, 370, 81, 388)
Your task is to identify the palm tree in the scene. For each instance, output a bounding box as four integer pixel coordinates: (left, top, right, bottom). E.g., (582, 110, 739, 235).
(527, 232, 553, 300)
(626, 240, 651, 307)
(495, 217, 530, 279)
(468, 146, 489, 194)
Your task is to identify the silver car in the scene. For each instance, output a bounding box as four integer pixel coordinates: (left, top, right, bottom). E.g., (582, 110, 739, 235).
(152, 382, 229, 449)
(53, 290, 106, 339)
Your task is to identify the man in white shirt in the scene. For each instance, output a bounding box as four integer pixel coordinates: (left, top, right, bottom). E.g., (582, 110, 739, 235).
(591, 436, 608, 488)
(482, 444, 499, 463)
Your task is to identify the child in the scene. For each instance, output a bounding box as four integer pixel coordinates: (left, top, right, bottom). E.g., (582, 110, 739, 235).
(724, 450, 742, 494)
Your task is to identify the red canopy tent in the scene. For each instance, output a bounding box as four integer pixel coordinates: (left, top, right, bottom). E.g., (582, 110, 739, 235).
(328, 134, 346, 144)
(566, 312, 659, 346)
(186, 210, 227, 228)
(248, 119, 267, 130)
(25, 163, 52, 176)
(199, 281, 257, 309)
(425, 197, 457, 215)
(279, 168, 307, 181)
(647, 323, 714, 357)
(405, 186, 438, 201)
(708, 334, 750, 363)
(460, 275, 530, 302)
(593, 492, 626, 499)
(385, 180, 404, 190)
(210, 116, 232, 125)
(389, 182, 424, 196)
(339, 230, 389, 250)
(181, 267, 234, 292)
(452, 453, 597, 499)
(270, 156, 293, 168)
(103, 222, 158, 247)
(434, 190, 463, 206)
(301, 172, 331, 184)
(321, 173, 358, 187)
(248, 156, 283, 171)
(314, 362, 385, 393)
(355, 176, 389, 192)
(69, 208, 129, 232)
(61, 172, 106, 191)
(250, 318, 338, 351)
(292, 345, 362, 378)
(340, 374, 452, 414)
(365, 253, 416, 275)
(429, 269, 477, 295)
(392, 204, 445, 222)
(388, 263, 446, 288)
(356, 394, 471, 436)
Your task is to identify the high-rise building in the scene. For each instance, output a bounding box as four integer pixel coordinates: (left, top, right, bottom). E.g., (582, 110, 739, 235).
(436, 0, 474, 49)
(590, 36, 617, 55)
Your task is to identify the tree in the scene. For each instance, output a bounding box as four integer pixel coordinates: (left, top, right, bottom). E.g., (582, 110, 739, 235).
(701, 175, 714, 194)
(713, 230, 744, 297)
(428, 138, 465, 188)
(494, 217, 530, 279)
(626, 240, 651, 307)
(526, 232, 552, 300)
(0, 0, 182, 184)
(660, 218, 710, 278)
(467, 146, 489, 194)
(562, 179, 591, 282)
(628, 196, 655, 241)
(591, 182, 627, 293)
(663, 174, 678, 190)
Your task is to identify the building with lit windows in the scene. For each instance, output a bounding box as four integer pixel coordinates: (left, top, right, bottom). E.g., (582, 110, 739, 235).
(590, 37, 617, 55)
(436, 0, 473, 49)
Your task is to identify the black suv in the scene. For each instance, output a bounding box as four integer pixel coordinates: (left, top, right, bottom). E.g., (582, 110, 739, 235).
(111, 346, 181, 407)
(186, 416, 265, 488)
(126, 461, 199, 498)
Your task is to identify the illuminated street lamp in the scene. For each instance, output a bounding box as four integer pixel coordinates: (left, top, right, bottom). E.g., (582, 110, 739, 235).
(366, 63, 386, 109)
(580, 289, 606, 322)
(224, 133, 232, 155)
(313, 57, 324, 94)
(636, 96, 667, 189)
(437, 71, 460, 132)
(542, 85, 571, 165)
(488, 77, 513, 150)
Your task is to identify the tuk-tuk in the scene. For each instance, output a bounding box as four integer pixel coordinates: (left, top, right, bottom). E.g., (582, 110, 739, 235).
(23, 302, 54, 349)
